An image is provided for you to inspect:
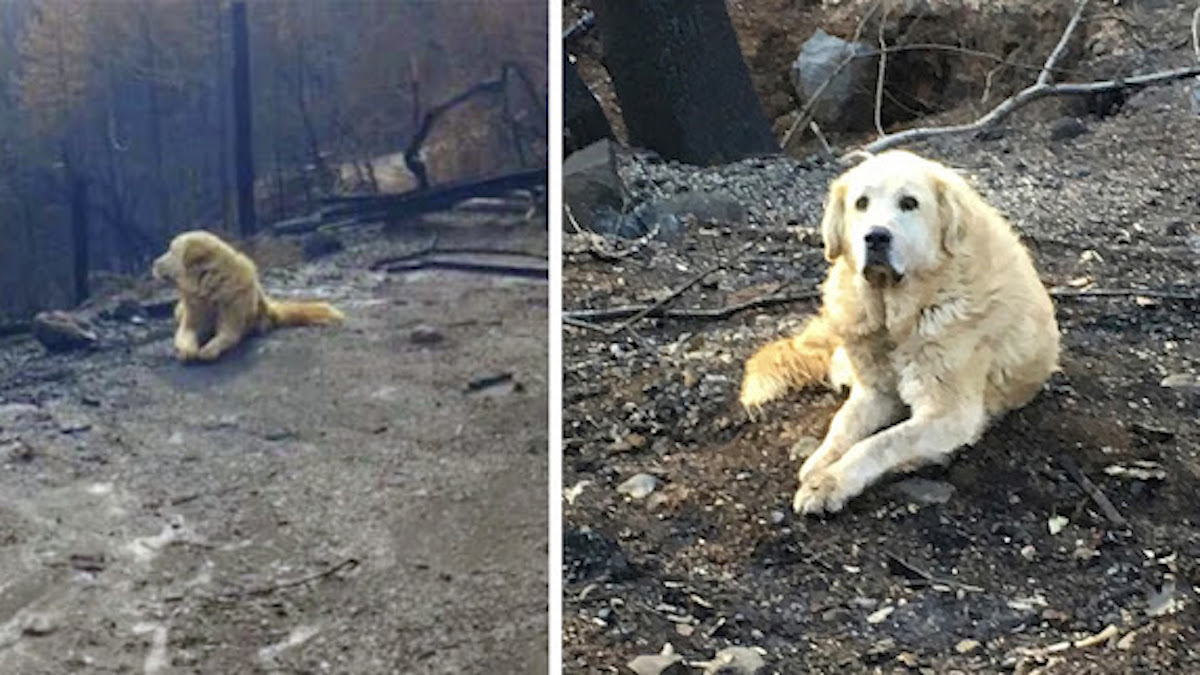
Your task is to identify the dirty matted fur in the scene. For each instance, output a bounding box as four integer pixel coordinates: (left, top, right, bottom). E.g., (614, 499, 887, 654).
(740, 150, 1059, 515)
(152, 230, 343, 362)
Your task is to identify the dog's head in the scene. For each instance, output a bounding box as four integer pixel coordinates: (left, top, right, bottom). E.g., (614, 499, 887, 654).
(820, 150, 977, 287)
(152, 231, 224, 284)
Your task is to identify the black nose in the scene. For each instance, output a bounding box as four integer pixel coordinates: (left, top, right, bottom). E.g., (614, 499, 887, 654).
(865, 227, 892, 250)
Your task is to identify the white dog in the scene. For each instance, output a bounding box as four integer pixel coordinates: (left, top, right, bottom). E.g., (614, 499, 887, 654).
(741, 151, 1060, 514)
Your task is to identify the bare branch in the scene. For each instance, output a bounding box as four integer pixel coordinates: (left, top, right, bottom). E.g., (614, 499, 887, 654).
(1192, 4, 1200, 62)
(874, 15, 888, 139)
(1038, 0, 1090, 86)
(861, 65, 1200, 154)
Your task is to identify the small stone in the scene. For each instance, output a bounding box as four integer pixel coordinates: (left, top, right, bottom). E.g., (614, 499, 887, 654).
(410, 325, 444, 345)
(21, 613, 55, 636)
(789, 436, 820, 462)
(1161, 373, 1199, 391)
(866, 606, 894, 624)
(1049, 117, 1087, 141)
(617, 473, 658, 499)
(301, 231, 344, 260)
(896, 652, 919, 667)
(628, 644, 685, 675)
(692, 646, 766, 675)
(1048, 515, 1069, 535)
(625, 433, 647, 449)
(675, 623, 694, 637)
(1019, 545, 1037, 561)
(32, 311, 98, 353)
(955, 639, 981, 654)
(770, 510, 786, 525)
(890, 478, 955, 506)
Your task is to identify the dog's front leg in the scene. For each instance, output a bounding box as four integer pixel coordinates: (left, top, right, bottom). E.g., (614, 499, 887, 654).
(794, 397, 986, 514)
(799, 386, 902, 483)
(173, 302, 201, 361)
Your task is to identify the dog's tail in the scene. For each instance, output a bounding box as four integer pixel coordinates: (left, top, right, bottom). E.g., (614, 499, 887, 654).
(265, 298, 344, 328)
(740, 313, 844, 416)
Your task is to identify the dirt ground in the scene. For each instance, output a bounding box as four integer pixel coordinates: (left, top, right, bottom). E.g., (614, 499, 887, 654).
(561, 71, 1200, 673)
(0, 219, 548, 673)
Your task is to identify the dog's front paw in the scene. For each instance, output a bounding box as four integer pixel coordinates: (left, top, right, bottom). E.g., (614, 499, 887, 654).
(793, 469, 852, 515)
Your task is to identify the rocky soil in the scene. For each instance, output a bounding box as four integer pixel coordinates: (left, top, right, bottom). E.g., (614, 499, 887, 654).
(561, 69, 1200, 675)
(0, 219, 548, 673)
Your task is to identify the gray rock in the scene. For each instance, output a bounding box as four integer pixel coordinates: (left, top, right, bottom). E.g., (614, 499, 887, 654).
(32, 311, 98, 353)
(563, 139, 625, 232)
(302, 231, 344, 260)
(628, 644, 685, 675)
(890, 478, 956, 506)
(1049, 117, 1088, 141)
(692, 646, 767, 674)
(409, 325, 444, 346)
(616, 473, 658, 499)
(792, 29, 877, 132)
(1161, 373, 1199, 391)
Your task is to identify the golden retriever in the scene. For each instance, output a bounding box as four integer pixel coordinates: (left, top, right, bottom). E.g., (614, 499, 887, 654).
(740, 150, 1059, 515)
(152, 230, 343, 362)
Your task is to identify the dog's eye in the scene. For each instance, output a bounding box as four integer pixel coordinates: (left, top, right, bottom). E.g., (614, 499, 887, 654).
(854, 196, 869, 211)
(899, 195, 919, 211)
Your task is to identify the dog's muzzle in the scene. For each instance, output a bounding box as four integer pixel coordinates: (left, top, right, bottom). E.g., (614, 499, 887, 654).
(862, 227, 901, 286)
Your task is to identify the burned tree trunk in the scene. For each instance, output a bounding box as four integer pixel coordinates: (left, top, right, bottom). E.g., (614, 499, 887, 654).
(594, 0, 778, 165)
(563, 55, 612, 155)
(231, 0, 256, 236)
(70, 175, 89, 305)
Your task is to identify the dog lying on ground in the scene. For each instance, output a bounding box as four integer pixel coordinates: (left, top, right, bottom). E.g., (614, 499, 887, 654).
(740, 150, 1059, 515)
(152, 230, 343, 362)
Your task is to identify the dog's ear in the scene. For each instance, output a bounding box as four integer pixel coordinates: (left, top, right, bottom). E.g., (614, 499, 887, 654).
(821, 178, 848, 262)
(932, 172, 972, 256)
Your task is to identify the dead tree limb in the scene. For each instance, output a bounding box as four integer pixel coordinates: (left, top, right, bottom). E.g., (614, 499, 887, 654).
(404, 62, 542, 191)
(1049, 288, 1199, 302)
(563, 290, 821, 327)
(1057, 453, 1129, 529)
(219, 557, 360, 599)
(861, 0, 1200, 153)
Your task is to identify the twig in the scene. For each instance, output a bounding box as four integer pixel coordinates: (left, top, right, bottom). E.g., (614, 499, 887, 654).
(564, 290, 820, 326)
(1057, 453, 1129, 528)
(1049, 288, 1200, 302)
(381, 258, 548, 279)
(809, 122, 834, 158)
(369, 245, 543, 271)
(219, 557, 360, 599)
(604, 264, 727, 336)
(1192, 3, 1200, 63)
(884, 550, 984, 592)
(1038, 0, 1089, 86)
(874, 13, 888, 139)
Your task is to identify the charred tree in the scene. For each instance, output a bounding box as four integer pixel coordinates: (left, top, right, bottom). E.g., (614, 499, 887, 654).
(563, 54, 612, 155)
(70, 175, 89, 305)
(231, 0, 256, 236)
(593, 0, 778, 165)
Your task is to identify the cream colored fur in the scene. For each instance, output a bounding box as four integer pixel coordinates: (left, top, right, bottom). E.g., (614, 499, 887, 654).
(152, 230, 343, 363)
(740, 151, 1059, 515)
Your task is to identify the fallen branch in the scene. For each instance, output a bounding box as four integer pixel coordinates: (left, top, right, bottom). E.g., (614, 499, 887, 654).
(380, 257, 548, 280)
(884, 550, 984, 593)
(369, 246, 545, 271)
(861, 0, 1200, 153)
(564, 291, 820, 326)
(1049, 288, 1199, 302)
(1057, 453, 1129, 528)
(219, 557, 359, 599)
